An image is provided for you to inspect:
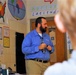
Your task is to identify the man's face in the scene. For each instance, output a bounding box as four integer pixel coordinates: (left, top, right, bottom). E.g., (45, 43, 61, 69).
(40, 18, 47, 33)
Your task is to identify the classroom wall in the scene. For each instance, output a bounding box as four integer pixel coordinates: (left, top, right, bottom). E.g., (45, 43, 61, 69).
(0, 21, 27, 71)
(0, 0, 27, 71)
(0, 0, 70, 72)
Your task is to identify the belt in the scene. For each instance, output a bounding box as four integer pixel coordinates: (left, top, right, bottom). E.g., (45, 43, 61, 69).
(29, 59, 49, 63)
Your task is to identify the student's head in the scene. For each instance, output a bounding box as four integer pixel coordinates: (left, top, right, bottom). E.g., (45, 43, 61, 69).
(35, 17, 48, 33)
(55, 0, 76, 49)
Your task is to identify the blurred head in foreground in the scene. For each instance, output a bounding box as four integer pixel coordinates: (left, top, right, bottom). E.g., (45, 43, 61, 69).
(55, 0, 76, 49)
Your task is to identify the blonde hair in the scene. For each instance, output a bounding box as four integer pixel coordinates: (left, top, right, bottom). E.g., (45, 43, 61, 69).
(58, 0, 76, 35)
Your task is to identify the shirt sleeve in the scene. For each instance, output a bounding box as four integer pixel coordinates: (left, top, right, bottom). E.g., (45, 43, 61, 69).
(22, 34, 39, 55)
(48, 36, 54, 54)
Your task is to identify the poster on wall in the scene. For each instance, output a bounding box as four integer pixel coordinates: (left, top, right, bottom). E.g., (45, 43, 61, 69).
(66, 32, 73, 54)
(48, 26, 57, 62)
(0, 27, 2, 40)
(31, 0, 58, 17)
(3, 26, 10, 48)
(7, 0, 26, 24)
(3, 37, 10, 48)
(0, 44, 3, 56)
(0, 0, 8, 24)
(3, 26, 10, 37)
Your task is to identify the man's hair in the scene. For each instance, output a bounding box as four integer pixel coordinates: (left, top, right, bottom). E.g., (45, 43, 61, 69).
(58, 0, 76, 35)
(35, 17, 46, 27)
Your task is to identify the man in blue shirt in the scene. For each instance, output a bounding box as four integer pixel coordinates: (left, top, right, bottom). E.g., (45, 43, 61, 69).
(22, 17, 54, 75)
(44, 0, 76, 75)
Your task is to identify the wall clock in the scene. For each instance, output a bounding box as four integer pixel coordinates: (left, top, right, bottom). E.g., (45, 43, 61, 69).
(8, 0, 26, 20)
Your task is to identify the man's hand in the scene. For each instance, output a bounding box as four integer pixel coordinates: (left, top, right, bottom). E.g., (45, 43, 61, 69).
(47, 45, 52, 51)
(39, 43, 47, 50)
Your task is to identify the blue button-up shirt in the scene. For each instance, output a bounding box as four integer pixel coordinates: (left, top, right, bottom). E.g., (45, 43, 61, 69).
(22, 29, 54, 60)
(44, 50, 76, 75)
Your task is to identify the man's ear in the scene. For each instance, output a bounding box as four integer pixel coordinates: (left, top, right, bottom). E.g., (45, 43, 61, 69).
(54, 14, 66, 33)
(38, 23, 41, 27)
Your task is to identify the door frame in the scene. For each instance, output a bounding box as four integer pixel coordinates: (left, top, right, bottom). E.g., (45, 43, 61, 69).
(15, 32, 26, 74)
(30, 17, 67, 61)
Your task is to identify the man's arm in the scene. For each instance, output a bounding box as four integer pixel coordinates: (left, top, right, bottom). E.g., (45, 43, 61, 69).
(22, 35, 39, 54)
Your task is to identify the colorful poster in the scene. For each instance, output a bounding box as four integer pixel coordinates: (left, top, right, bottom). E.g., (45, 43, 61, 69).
(8, 0, 26, 20)
(0, 0, 7, 24)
